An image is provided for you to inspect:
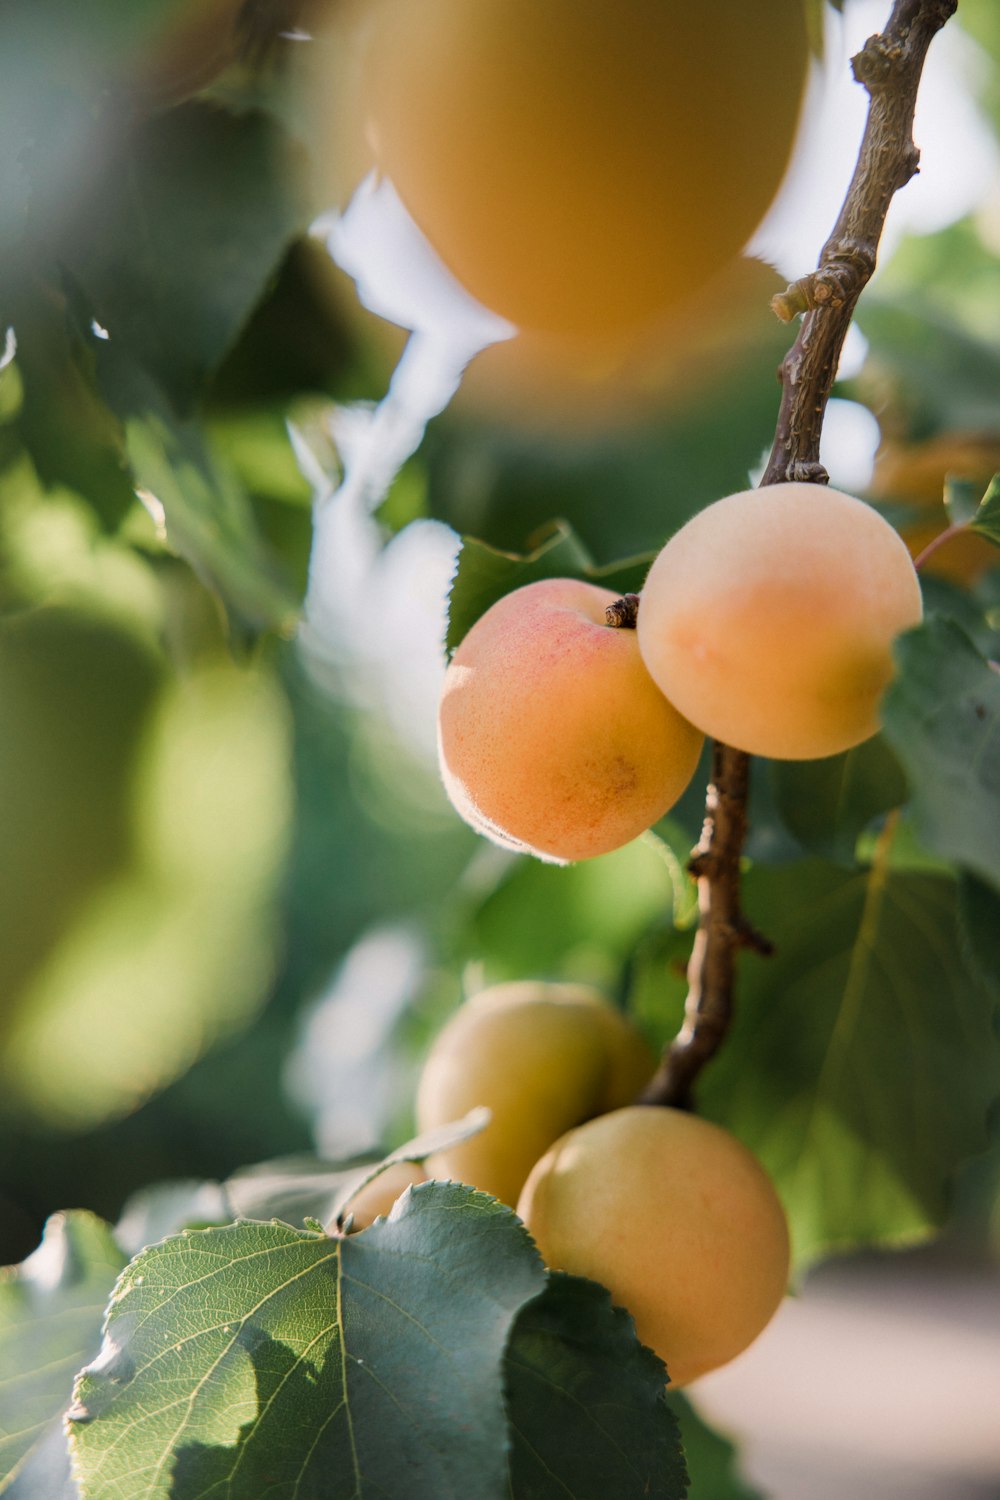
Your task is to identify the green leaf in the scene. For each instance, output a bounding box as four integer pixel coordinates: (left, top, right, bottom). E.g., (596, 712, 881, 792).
(69, 1184, 547, 1500)
(943, 476, 982, 528)
(461, 836, 677, 991)
(0, 1212, 125, 1492)
(69, 103, 308, 415)
(958, 872, 1000, 1002)
(881, 618, 1000, 895)
(769, 736, 908, 864)
(970, 473, 1000, 548)
(666, 1394, 762, 1500)
(698, 859, 1000, 1268)
(505, 1274, 687, 1500)
(446, 521, 651, 652)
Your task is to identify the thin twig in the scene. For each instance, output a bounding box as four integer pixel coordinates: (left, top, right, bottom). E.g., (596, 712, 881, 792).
(640, 0, 956, 1111)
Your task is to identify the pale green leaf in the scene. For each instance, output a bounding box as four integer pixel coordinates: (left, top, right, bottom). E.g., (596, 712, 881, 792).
(0, 1212, 125, 1492)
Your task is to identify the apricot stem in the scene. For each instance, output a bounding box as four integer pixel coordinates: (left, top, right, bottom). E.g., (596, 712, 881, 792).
(641, 0, 956, 1111)
(605, 593, 640, 629)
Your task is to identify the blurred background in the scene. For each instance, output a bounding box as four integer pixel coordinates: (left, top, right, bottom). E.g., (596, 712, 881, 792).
(1, 1, 998, 1494)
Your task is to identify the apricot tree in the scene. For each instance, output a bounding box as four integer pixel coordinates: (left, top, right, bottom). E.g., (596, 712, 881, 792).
(0, 1, 998, 1498)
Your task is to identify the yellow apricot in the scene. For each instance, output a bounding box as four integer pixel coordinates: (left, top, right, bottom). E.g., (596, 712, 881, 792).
(438, 578, 704, 863)
(341, 1161, 427, 1232)
(636, 483, 924, 760)
(332, 0, 808, 339)
(517, 1106, 790, 1387)
(416, 982, 655, 1209)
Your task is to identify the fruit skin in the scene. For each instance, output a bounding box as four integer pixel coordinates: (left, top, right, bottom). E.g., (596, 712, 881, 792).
(415, 982, 656, 1209)
(334, 0, 808, 339)
(438, 578, 704, 863)
(343, 1161, 428, 1231)
(516, 1106, 790, 1387)
(636, 482, 924, 761)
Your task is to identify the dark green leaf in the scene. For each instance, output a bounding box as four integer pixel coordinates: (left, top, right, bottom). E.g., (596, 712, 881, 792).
(958, 872, 1000, 1002)
(970, 473, 1000, 548)
(69, 104, 308, 415)
(666, 1394, 762, 1500)
(770, 736, 908, 864)
(446, 521, 651, 652)
(881, 618, 1000, 895)
(70, 1184, 547, 1500)
(505, 1273, 687, 1500)
(698, 860, 1000, 1268)
(0, 1212, 125, 1492)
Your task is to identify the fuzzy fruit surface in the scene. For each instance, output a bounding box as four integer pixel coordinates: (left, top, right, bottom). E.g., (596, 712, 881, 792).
(438, 578, 704, 863)
(517, 1106, 791, 1387)
(416, 982, 655, 1209)
(343, 0, 808, 338)
(637, 483, 924, 760)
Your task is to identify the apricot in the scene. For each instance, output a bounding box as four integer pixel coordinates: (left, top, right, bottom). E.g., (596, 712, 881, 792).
(516, 1106, 790, 1387)
(324, 0, 808, 339)
(438, 578, 704, 863)
(636, 483, 924, 761)
(341, 1160, 427, 1231)
(415, 982, 656, 1209)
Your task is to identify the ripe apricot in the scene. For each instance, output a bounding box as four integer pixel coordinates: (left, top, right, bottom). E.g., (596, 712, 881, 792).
(636, 483, 924, 761)
(415, 982, 655, 1209)
(438, 578, 703, 863)
(517, 1106, 790, 1386)
(327, 0, 808, 339)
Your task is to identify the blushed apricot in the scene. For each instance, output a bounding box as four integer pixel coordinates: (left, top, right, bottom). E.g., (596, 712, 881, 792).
(517, 1106, 790, 1386)
(416, 982, 655, 1209)
(636, 483, 924, 760)
(438, 578, 703, 863)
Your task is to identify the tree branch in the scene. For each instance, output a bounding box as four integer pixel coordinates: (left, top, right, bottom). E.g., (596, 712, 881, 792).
(639, 0, 956, 1111)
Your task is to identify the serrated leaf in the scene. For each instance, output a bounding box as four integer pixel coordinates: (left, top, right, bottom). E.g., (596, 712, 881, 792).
(0, 1212, 125, 1493)
(69, 103, 307, 415)
(446, 523, 651, 652)
(666, 1394, 762, 1500)
(881, 618, 1000, 895)
(770, 735, 908, 864)
(69, 1184, 547, 1500)
(505, 1273, 687, 1500)
(698, 860, 1000, 1268)
(970, 473, 1000, 547)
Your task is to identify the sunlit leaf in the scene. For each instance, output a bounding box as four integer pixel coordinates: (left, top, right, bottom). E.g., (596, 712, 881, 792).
(699, 859, 1000, 1268)
(505, 1274, 687, 1500)
(970, 473, 1000, 547)
(881, 618, 1000, 895)
(0, 1212, 125, 1492)
(70, 1185, 546, 1500)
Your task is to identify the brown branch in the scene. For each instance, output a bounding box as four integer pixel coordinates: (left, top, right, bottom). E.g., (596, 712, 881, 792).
(640, 0, 956, 1111)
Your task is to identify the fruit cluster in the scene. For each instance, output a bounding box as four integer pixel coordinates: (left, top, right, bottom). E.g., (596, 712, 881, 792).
(439, 482, 923, 863)
(355, 982, 791, 1388)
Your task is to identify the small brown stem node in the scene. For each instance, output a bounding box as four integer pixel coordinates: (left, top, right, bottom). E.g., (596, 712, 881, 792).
(605, 593, 640, 629)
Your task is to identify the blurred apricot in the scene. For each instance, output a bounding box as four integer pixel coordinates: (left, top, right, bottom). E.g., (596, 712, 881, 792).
(869, 433, 1000, 585)
(318, 0, 808, 340)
